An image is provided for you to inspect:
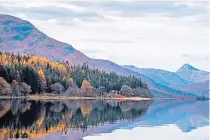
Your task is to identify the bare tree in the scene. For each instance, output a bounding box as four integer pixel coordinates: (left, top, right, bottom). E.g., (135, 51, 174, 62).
(95, 86, 107, 96)
(19, 82, 32, 95)
(50, 82, 64, 94)
(119, 85, 133, 96)
(11, 80, 20, 96)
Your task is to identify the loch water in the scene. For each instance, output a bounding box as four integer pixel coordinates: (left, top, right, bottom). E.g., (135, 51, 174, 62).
(0, 99, 209, 140)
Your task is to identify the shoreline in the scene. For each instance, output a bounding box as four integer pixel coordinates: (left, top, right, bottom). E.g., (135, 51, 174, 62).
(0, 95, 153, 101)
(0, 95, 205, 101)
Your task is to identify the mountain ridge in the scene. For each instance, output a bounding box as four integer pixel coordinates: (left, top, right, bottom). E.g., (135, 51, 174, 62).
(123, 65, 191, 87)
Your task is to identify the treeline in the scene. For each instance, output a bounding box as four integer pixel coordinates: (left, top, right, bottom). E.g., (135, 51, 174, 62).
(0, 52, 152, 97)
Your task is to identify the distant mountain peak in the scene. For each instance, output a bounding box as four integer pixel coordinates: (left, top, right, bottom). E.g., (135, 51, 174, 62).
(176, 64, 209, 83)
(178, 63, 199, 71)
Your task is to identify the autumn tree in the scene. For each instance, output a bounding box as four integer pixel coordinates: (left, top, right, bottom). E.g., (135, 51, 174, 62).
(64, 77, 79, 96)
(0, 77, 12, 95)
(37, 69, 46, 93)
(66, 77, 74, 88)
(81, 79, 93, 96)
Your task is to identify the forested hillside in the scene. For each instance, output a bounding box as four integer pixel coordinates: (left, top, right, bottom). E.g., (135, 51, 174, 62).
(0, 52, 152, 98)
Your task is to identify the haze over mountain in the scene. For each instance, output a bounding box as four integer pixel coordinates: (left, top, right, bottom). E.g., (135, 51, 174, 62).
(0, 14, 199, 98)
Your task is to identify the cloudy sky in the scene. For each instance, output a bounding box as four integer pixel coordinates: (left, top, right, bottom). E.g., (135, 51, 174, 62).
(0, 0, 209, 71)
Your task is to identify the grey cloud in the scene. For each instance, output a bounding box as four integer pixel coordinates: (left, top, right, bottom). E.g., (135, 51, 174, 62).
(72, 1, 208, 18)
(1, 1, 208, 22)
(181, 53, 209, 61)
(181, 54, 191, 58)
(0, 3, 101, 22)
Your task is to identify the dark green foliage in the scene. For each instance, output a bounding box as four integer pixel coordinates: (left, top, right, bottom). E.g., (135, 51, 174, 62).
(0, 65, 38, 93)
(70, 64, 143, 92)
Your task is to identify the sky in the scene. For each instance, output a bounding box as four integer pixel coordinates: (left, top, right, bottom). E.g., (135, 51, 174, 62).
(0, 0, 209, 71)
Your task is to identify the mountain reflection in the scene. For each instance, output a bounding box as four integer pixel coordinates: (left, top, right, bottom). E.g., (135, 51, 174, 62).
(141, 100, 209, 133)
(0, 100, 152, 139)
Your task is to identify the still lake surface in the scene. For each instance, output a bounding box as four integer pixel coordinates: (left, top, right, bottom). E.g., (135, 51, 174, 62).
(0, 99, 209, 140)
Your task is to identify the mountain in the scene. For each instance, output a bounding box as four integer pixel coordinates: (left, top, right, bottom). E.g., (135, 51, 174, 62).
(176, 80, 209, 98)
(123, 65, 209, 98)
(0, 14, 196, 98)
(123, 65, 190, 88)
(0, 14, 94, 66)
(176, 64, 209, 83)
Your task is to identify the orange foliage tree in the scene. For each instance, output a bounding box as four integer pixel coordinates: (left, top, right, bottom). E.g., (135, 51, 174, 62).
(0, 77, 12, 95)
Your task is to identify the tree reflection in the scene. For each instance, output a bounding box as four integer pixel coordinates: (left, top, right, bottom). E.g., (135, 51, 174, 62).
(0, 99, 152, 139)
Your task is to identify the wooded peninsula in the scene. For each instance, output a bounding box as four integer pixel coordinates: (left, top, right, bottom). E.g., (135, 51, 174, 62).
(0, 52, 152, 100)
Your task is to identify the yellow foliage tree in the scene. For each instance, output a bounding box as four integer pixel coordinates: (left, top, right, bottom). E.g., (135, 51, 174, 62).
(81, 79, 93, 96)
(80, 102, 92, 117)
(37, 69, 46, 92)
(66, 77, 74, 88)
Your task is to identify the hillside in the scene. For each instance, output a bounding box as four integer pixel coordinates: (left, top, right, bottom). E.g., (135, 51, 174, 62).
(176, 80, 209, 98)
(123, 65, 190, 87)
(0, 14, 196, 98)
(0, 14, 94, 66)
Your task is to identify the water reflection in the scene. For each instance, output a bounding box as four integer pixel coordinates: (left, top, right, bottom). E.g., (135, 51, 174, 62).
(0, 99, 209, 140)
(140, 100, 209, 133)
(0, 99, 151, 139)
(83, 100, 209, 140)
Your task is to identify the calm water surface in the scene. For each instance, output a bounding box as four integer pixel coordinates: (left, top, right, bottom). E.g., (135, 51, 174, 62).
(0, 99, 209, 140)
